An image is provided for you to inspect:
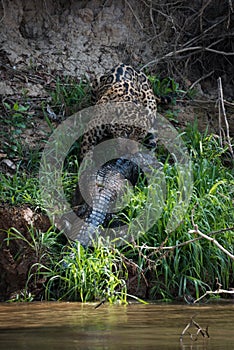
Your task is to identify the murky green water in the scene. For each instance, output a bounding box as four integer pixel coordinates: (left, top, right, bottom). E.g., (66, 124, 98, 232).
(0, 302, 233, 349)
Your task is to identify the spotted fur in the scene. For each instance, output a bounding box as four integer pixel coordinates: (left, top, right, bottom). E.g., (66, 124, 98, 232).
(80, 63, 158, 159)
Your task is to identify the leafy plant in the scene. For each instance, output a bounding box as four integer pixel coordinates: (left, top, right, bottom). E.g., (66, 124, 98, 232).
(147, 75, 184, 99)
(31, 240, 128, 303)
(0, 171, 40, 205)
(5, 226, 61, 259)
(117, 123, 233, 301)
(7, 290, 34, 303)
(46, 76, 91, 117)
(3, 101, 29, 130)
(0, 102, 31, 157)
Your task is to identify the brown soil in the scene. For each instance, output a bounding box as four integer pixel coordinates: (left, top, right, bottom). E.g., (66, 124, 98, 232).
(0, 0, 233, 301)
(0, 204, 51, 301)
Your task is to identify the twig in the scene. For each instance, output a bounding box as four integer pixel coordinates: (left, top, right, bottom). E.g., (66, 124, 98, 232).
(176, 98, 234, 110)
(194, 288, 234, 303)
(187, 70, 214, 91)
(205, 47, 234, 56)
(218, 88, 225, 148)
(149, 0, 156, 34)
(224, 100, 234, 108)
(134, 226, 234, 252)
(113, 247, 149, 286)
(125, 0, 144, 30)
(180, 316, 209, 342)
(189, 225, 234, 261)
(141, 45, 234, 70)
(228, 0, 233, 12)
(141, 46, 203, 70)
(199, 0, 213, 32)
(217, 77, 234, 159)
(94, 299, 106, 309)
(183, 17, 227, 48)
(190, 208, 234, 259)
(0, 0, 6, 24)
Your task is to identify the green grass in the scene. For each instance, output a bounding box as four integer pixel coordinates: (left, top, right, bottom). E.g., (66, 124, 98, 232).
(1, 73, 233, 303)
(0, 171, 40, 205)
(5, 226, 60, 260)
(3, 121, 233, 303)
(44, 75, 91, 117)
(120, 123, 234, 300)
(33, 240, 128, 303)
(0, 101, 40, 163)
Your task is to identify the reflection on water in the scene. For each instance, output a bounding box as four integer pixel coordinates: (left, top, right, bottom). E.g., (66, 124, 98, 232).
(0, 302, 233, 349)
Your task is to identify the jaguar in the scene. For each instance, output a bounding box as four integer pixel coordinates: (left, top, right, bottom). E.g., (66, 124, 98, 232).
(66, 63, 164, 245)
(79, 63, 159, 159)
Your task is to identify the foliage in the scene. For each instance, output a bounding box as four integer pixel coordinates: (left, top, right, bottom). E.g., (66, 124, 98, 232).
(0, 101, 45, 173)
(7, 290, 34, 303)
(3, 101, 29, 131)
(1, 102, 29, 157)
(33, 240, 128, 303)
(0, 170, 40, 205)
(1, 72, 233, 303)
(45, 76, 91, 117)
(147, 74, 183, 99)
(122, 123, 234, 300)
(5, 226, 60, 260)
(4, 122, 233, 303)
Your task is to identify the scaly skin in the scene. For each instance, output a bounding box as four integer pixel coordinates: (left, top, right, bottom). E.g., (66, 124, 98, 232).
(64, 151, 158, 247)
(70, 157, 142, 246)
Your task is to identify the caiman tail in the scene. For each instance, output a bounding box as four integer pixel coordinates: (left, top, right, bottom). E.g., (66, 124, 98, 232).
(70, 157, 141, 246)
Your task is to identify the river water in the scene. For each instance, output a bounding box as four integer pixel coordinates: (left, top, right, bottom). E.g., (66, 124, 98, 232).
(0, 302, 233, 349)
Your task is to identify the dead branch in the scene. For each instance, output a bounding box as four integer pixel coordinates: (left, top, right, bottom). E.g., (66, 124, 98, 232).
(183, 17, 227, 49)
(199, 0, 213, 32)
(205, 47, 234, 56)
(141, 46, 203, 70)
(180, 316, 209, 342)
(190, 208, 234, 260)
(224, 100, 234, 108)
(134, 226, 234, 252)
(0, 0, 6, 24)
(141, 45, 234, 70)
(125, 0, 144, 30)
(186, 70, 214, 92)
(217, 77, 234, 159)
(189, 226, 234, 260)
(139, 0, 233, 95)
(194, 288, 234, 303)
(228, 0, 233, 13)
